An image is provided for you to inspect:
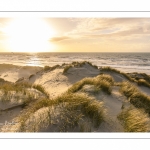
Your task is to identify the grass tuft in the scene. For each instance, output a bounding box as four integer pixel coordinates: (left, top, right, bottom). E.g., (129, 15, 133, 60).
(137, 79, 150, 88)
(55, 93, 105, 128)
(118, 107, 150, 132)
(63, 65, 73, 74)
(51, 65, 60, 71)
(100, 66, 135, 82)
(43, 65, 60, 72)
(43, 66, 51, 71)
(120, 81, 150, 115)
(32, 84, 49, 98)
(18, 93, 105, 132)
(68, 74, 114, 95)
(63, 61, 98, 74)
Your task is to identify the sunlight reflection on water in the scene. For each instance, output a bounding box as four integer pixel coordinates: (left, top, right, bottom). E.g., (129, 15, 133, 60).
(25, 55, 42, 66)
(0, 52, 150, 74)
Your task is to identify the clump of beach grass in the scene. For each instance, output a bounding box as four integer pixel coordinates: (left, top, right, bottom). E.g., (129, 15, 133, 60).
(32, 84, 49, 98)
(17, 98, 54, 131)
(15, 81, 32, 88)
(137, 79, 150, 88)
(100, 66, 135, 82)
(17, 92, 105, 132)
(118, 107, 150, 132)
(129, 73, 150, 84)
(79, 61, 98, 69)
(21, 107, 52, 132)
(120, 81, 150, 115)
(0, 78, 8, 84)
(63, 64, 73, 74)
(0, 81, 32, 94)
(63, 61, 98, 74)
(68, 74, 114, 95)
(0, 81, 39, 104)
(44, 65, 60, 72)
(43, 66, 51, 71)
(56, 93, 105, 128)
(51, 65, 60, 71)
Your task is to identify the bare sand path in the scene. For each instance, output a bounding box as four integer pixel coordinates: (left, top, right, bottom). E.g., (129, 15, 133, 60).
(95, 86, 127, 132)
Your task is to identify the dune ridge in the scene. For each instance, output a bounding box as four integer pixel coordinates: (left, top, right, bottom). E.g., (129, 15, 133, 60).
(0, 61, 150, 132)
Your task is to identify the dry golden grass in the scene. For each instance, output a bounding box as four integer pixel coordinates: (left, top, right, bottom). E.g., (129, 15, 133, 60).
(0, 82, 31, 93)
(63, 61, 98, 74)
(2, 62, 150, 132)
(100, 66, 135, 82)
(68, 74, 114, 94)
(0, 81, 46, 105)
(32, 84, 49, 98)
(137, 79, 150, 88)
(120, 81, 150, 115)
(17, 92, 105, 132)
(63, 64, 73, 74)
(118, 107, 150, 132)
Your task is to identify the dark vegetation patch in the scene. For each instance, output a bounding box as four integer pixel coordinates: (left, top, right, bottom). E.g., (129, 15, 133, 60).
(128, 72, 150, 84)
(29, 74, 35, 79)
(127, 73, 150, 88)
(43, 65, 60, 72)
(0, 78, 10, 85)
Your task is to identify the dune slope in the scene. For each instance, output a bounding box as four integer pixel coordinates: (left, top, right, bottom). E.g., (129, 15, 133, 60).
(0, 61, 150, 132)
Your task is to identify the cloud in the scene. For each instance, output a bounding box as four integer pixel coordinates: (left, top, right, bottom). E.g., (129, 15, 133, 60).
(83, 26, 150, 39)
(67, 18, 150, 36)
(50, 36, 71, 42)
(47, 18, 150, 44)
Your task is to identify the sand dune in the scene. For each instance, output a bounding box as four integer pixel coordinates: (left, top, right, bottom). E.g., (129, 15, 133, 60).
(27, 63, 100, 98)
(0, 61, 150, 132)
(0, 64, 42, 83)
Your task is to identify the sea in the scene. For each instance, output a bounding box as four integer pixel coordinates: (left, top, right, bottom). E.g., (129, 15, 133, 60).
(0, 52, 150, 74)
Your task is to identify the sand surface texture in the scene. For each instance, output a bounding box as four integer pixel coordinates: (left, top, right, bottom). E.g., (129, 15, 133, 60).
(0, 62, 150, 132)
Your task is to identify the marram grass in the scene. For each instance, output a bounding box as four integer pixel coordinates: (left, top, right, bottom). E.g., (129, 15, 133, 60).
(68, 74, 114, 94)
(120, 81, 150, 115)
(17, 93, 105, 132)
(118, 107, 150, 132)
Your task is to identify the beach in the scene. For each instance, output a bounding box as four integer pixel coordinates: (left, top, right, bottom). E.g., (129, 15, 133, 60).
(0, 52, 150, 74)
(0, 61, 150, 132)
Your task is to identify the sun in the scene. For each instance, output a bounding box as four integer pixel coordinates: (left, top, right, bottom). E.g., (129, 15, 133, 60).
(4, 18, 55, 52)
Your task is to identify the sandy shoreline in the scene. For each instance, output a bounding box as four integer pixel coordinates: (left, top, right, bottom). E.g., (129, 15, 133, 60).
(0, 62, 150, 132)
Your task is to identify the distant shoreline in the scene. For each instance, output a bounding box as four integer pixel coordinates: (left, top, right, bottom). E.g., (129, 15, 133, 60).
(0, 62, 150, 75)
(0, 52, 150, 74)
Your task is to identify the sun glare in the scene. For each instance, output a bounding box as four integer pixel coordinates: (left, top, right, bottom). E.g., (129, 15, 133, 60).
(4, 18, 55, 52)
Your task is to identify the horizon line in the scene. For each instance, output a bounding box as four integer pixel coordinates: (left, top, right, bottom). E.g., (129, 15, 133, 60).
(0, 51, 150, 53)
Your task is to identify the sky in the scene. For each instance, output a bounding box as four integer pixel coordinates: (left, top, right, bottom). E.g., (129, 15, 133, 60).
(0, 18, 150, 52)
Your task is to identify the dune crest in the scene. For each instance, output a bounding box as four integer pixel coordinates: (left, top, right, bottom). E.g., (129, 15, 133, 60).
(0, 62, 150, 132)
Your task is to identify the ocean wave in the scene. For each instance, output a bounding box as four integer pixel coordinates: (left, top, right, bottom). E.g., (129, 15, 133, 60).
(1, 52, 150, 74)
